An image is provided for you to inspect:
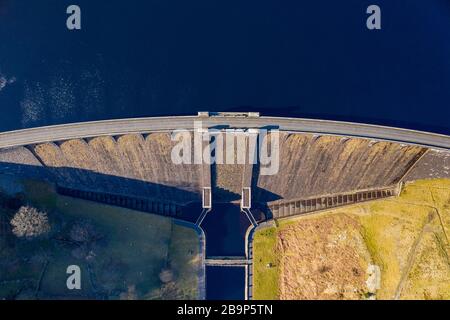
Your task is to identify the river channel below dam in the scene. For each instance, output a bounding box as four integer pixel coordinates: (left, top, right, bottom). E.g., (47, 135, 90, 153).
(201, 203, 251, 300)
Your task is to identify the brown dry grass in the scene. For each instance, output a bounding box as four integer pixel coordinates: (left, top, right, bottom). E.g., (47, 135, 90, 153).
(277, 214, 371, 300)
(253, 178, 450, 300)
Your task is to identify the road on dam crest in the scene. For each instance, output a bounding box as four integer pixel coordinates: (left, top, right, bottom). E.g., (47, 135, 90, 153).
(0, 114, 450, 150)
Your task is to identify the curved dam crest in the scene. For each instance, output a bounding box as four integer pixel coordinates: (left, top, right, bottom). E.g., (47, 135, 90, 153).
(1, 115, 450, 150)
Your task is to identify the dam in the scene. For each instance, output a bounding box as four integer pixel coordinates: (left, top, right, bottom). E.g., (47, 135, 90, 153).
(0, 113, 449, 299)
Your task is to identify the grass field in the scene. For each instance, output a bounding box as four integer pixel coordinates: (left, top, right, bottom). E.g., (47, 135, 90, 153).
(0, 176, 201, 300)
(253, 179, 450, 300)
(252, 226, 279, 300)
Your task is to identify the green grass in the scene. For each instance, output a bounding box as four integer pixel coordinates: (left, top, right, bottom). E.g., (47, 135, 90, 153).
(166, 224, 201, 298)
(0, 176, 200, 300)
(252, 227, 279, 300)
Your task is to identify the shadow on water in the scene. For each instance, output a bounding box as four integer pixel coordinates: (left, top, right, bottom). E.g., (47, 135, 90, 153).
(201, 203, 251, 257)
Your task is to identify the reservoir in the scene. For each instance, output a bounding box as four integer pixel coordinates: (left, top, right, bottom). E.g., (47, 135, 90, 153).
(0, 0, 450, 134)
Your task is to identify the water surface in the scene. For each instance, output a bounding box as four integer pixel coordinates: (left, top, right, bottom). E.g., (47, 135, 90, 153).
(206, 266, 245, 300)
(202, 203, 251, 257)
(0, 0, 449, 133)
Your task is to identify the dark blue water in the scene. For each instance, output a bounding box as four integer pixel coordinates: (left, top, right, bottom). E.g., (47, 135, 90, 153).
(1, 0, 450, 134)
(206, 266, 245, 300)
(201, 204, 251, 299)
(201, 203, 251, 257)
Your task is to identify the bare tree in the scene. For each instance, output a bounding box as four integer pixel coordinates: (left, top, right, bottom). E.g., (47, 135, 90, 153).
(97, 258, 128, 294)
(69, 220, 101, 243)
(68, 220, 103, 261)
(10, 206, 50, 239)
(158, 282, 184, 300)
(159, 268, 175, 284)
(119, 285, 138, 300)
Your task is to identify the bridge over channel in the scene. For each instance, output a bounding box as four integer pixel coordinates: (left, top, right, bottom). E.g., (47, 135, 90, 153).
(204, 257, 251, 266)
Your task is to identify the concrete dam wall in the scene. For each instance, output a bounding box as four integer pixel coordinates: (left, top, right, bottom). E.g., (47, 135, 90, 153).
(0, 133, 203, 204)
(0, 128, 442, 219)
(254, 133, 426, 202)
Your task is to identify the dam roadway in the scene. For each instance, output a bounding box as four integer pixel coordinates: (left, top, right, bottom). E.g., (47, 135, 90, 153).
(0, 114, 450, 150)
